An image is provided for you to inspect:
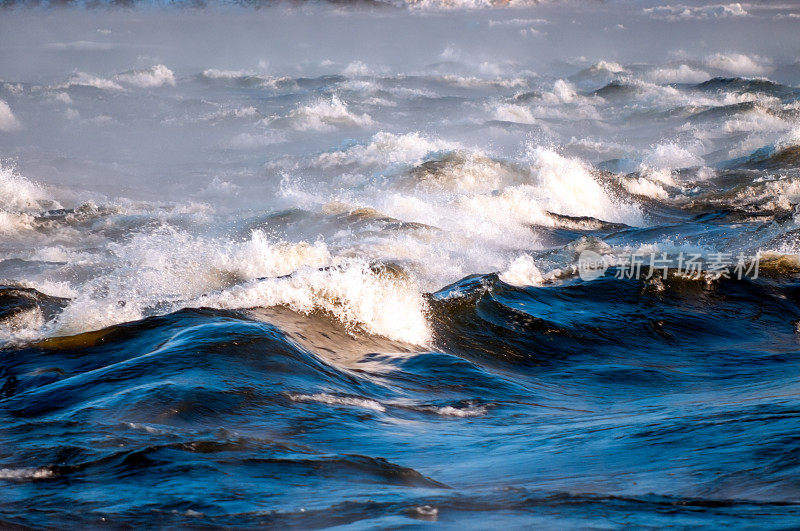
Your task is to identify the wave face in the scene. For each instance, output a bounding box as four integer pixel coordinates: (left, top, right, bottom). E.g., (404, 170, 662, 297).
(3, 1, 800, 527)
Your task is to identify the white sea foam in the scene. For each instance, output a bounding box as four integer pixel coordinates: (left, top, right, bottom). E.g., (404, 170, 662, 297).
(343, 61, 372, 77)
(200, 69, 292, 89)
(546, 79, 578, 104)
(497, 80, 600, 122)
(0, 305, 46, 345)
(204, 106, 260, 122)
(721, 110, 790, 135)
(0, 211, 36, 235)
(404, 0, 503, 10)
(116, 65, 176, 88)
(491, 102, 537, 124)
(0, 468, 55, 480)
(283, 95, 373, 131)
(313, 131, 457, 169)
(778, 124, 800, 149)
(56, 65, 175, 91)
(0, 99, 21, 131)
(21, 223, 429, 345)
(26, 229, 326, 335)
(733, 178, 800, 212)
(437, 74, 527, 90)
(52, 92, 73, 105)
(488, 17, 548, 27)
(499, 254, 544, 286)
(706, 53, 770, 76)
(573, 60, 627, 82)
(592, 60, 626, 74)
(195, 260, 431, 345)
(277, 141, 644, 296)
(420, 404, 488, 417)
(643, 142, 705, 170)
(619, 176, 671, 200)
(0, 164, 60, 213)
(59, 71, 124, 91)
(201, 68, 253, 80)
(412, 151, 524, 194)
(644, 3, 747, 20)
(288, 393, 386, 412)
(490, 88, 599, 124)
(646, 65, 711, 84)
(519, 146, 643, 224)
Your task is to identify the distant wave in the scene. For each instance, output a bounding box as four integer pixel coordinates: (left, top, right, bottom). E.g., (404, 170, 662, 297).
(0, 0, 540, 9)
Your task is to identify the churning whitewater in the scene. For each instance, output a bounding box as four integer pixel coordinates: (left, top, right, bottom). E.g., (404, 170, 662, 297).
(2, 0, 800, 527)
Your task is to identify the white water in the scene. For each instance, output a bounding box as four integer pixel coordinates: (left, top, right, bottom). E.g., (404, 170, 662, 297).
(1, 1, 800, 344)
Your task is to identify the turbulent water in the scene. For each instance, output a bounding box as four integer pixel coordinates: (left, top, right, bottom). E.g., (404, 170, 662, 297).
(2, 0, 800, 527)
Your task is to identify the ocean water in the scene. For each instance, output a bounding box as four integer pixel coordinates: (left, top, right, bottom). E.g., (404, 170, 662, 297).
(2, 0, 800, 527)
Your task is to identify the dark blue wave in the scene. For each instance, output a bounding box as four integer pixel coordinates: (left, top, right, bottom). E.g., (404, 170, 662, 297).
(3, 270, 800, 526)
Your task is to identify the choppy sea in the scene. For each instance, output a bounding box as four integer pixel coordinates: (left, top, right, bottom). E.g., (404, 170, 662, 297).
(2, 1, 800, 527)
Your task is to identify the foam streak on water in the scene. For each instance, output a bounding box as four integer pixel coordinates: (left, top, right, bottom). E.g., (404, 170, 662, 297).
(2, 1, 800, 527)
